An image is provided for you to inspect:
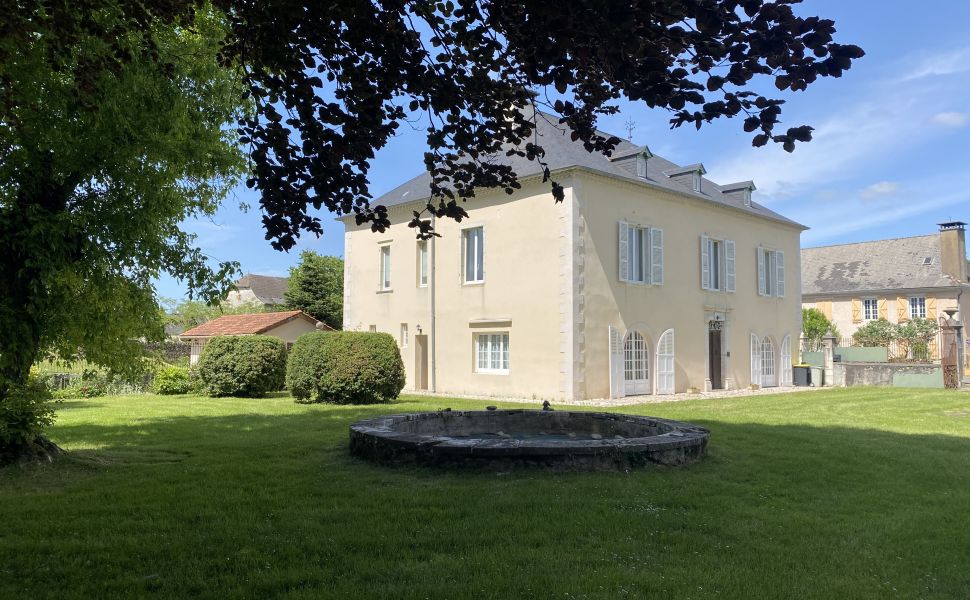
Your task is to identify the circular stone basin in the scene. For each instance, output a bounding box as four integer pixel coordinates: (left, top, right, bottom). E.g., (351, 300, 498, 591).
(349, 409, 709, 470)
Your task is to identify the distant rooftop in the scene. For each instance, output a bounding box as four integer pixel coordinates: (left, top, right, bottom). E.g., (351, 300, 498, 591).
(801, 234, 964, 295)
(233, 274, 289, 305)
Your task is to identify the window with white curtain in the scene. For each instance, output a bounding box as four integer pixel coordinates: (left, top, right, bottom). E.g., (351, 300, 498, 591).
(909, 296, 926, 319)
(618, 222, 663, 285)
(475, 332, 509, 373)
(863, 298, 878, 320)
(757, 247, 785, 297)
(701, 236, 735, 292)
(417, 241, 428, 287)
(463, 227, 484, 283)
(379, 245, 391, 290)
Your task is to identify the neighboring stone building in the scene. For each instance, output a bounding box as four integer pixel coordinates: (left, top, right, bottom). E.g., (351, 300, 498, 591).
(179, 310, 325, 365)
(224, 274, 290, 309)
(801, 222, 970, 344)
(341, 110, 804, 401)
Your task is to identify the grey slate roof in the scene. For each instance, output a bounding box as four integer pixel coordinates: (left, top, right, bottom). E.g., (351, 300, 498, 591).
(801, 234, 963, 295)
(370, 111, 804, 228)
(234, 274, 289, 305)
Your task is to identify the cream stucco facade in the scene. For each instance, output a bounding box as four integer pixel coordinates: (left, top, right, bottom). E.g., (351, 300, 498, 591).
(343, 167, 803, 401)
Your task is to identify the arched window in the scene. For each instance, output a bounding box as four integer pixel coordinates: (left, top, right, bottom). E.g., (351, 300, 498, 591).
(657, 329, 675, 395)
(761, 337, 777, 388)
(780, 335, 792, 386)
(623, 331, 650, 395)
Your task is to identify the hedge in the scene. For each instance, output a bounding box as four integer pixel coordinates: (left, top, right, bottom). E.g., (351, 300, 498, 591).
(286, 331, 405, 404)
(152, 366, 192, 395)
(197, 335, 287, 397)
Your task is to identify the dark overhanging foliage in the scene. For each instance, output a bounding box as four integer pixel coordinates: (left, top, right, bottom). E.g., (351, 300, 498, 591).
(5, 0, 864, 250)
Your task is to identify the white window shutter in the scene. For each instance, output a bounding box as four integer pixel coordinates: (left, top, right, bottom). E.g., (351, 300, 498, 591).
(618, 222, 629, 282)
(775, 250, 785, 297)
(700, 235, 710, 290)
(650, 228, 663, 285)
(751, 334, 762, 387)
(609, 326, 625, 398)
(725, 240, 736, 293)
(757, 247, 766, 296)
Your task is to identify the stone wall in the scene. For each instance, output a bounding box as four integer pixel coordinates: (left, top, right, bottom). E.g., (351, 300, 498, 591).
(832, 362, 943, 388)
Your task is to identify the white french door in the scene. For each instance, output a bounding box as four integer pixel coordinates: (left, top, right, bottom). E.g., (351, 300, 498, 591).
(761, 338, 777, 387)
(623, 331, 650, 395)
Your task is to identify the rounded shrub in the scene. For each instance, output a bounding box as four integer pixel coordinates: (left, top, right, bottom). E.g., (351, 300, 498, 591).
(286, 331, 405, 404)
(197, 335, 287, 398)
(152, 366, 192, 395)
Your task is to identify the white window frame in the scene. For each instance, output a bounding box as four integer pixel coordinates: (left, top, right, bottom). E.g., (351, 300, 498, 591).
(462, 226, 485, 284)
(862, 298, 878, 321)
(656, 329, 675, 395)
(701, 236, 734, 292)
(400, 323, 408, 348)
(379, 244, 392, 291)
(909, 296, 926, 319)
(475, 332, 509, 374)
(619, 221, 663, 286)
(692, 170, 702, 192)
(757, 247, 785, 298)
(417, 241, 429, 288)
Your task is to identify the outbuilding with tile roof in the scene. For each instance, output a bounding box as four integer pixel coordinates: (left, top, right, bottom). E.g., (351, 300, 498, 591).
(179, 310, 328, 365)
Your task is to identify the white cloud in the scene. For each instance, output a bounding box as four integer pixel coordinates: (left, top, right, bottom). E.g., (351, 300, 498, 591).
(860, 181, 900, 199)
(930, 111, 969, 128)
(800, 189, 968, 245)
(899, 47, 970, 81)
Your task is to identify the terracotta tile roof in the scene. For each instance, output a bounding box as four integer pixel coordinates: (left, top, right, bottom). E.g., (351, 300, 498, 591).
(180, 311, 323, 337)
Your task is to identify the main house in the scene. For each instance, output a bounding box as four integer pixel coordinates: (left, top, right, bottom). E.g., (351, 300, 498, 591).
(342, 112, 804, 401)
(802, 222, 970, 350)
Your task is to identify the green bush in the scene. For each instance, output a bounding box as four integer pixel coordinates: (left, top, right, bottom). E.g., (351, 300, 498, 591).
(197, 335, 287, 397)
(286, 331, 405, 404)
(153, 366, 192, 395)
(853, 318, 896, 347)
(0, 376, 57, 464)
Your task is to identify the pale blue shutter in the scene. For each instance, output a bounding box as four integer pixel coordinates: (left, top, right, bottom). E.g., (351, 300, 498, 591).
(757, 247, 766, 296)
(650, 228, 664, 285)
(725, 240, 736, 292)
(775, 250, 785, 297)
(618, 222, 629, 282)
(700, 235, 710, 290)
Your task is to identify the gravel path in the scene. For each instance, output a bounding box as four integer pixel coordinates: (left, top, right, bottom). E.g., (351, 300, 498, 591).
(408, 385, 825, 408)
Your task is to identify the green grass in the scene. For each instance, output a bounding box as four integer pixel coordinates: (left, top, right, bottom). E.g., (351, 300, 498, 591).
(2, 389, 970, 599)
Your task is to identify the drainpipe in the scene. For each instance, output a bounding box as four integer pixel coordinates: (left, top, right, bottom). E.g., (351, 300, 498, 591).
(430, 214, 437, 392)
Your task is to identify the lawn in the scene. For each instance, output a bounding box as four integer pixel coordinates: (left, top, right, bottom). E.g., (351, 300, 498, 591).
(2, 389, 969, 599)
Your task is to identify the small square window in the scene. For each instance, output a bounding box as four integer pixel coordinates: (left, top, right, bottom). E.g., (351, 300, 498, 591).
(909, 296, 926, 319)
(475, 332, 509, 374)
(863, 298, 878, 320)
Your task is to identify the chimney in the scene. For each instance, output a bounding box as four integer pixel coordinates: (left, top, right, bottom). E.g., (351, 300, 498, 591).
(938, 221, 968, 283)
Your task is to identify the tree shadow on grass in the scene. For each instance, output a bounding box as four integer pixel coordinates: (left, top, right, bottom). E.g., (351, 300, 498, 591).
(4, 407, 970, 598)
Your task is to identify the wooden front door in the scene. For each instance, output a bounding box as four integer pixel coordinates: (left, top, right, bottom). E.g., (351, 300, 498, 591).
(414, 335, 429, 391)
(709, 323, 723, 390)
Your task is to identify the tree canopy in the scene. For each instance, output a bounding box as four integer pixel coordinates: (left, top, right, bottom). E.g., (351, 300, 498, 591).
(1, 0, 862, 457)
(284, 253, 345, 330)
(7, 0, 864, 249)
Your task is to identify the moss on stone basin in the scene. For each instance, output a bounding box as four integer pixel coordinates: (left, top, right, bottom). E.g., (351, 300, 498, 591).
(349, 409, 709, 470)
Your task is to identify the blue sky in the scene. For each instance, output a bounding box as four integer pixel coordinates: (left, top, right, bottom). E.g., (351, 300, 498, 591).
(158, 0, 970, 299)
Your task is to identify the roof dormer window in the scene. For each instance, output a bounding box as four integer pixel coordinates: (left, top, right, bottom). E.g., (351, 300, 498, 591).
(663, 163, 707, 194)
(636, 154, 647, 178)
(721, 181, 757, 207)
